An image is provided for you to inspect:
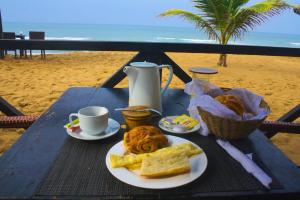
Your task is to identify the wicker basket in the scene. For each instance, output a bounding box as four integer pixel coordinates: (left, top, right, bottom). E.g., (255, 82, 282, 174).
(197, 100, 269, 139)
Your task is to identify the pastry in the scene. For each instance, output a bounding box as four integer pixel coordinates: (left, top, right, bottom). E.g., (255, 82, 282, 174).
(123, 126, 168, 154)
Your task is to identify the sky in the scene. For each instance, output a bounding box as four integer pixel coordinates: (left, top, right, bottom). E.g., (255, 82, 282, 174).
(0, 0, 299, 34)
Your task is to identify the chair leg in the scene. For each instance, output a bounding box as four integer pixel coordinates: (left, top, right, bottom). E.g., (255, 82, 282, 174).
(19, 49, 23, 58)
(30, 50, 32, 59)
(20, 49, 25, 58)
(14, 50, 17, 59)
(41, 50, 46, 59)
(0, 50, 4, 59)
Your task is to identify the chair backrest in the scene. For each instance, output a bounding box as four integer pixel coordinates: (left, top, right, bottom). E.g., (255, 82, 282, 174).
(263, 104, 300, 138)
(3, 32, 16, 39)
(29, 31, 45, 40)
(0, 96, 24, 116)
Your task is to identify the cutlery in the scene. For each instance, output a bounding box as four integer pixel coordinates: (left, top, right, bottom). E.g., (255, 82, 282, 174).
(115, 108, 161, 115)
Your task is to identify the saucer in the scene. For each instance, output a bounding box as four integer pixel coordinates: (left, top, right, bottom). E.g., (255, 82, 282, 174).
(66, 118, 120, 141)
(158, 116, 201, 134)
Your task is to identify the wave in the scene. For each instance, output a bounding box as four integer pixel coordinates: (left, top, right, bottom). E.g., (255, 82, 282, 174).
(24, 36, 90, 40)
(290, 42, 300, 46)
(228, 41, 247, 45)
(180, 38, 216, 43)
(156, 37, 177, 40)
(156, 37, 217, 43)
(46, 37, 90, 40)
(30, 51, 67, 55)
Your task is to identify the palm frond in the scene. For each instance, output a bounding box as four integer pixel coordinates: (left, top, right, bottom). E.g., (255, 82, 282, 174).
(225, 0, 289, 41)
(247, 0, 290, 16)
(192, 0, 222, 27)
(192, 1, 251, 30)
(159, 9, 220, 41)
(230, 0, 251, 11)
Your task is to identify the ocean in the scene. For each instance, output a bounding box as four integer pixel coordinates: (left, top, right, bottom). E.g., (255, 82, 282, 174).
(3, 22, 300, 51)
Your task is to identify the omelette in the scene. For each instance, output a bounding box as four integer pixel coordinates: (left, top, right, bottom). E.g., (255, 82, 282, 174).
(140, 152, 190, 177)
(110, 143, 202, 173)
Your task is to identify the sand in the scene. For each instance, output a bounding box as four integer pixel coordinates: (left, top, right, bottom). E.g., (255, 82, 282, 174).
(0, 51, 299, 164)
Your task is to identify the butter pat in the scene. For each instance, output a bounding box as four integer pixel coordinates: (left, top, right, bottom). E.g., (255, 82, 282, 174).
(140, 152, 190, 177)
(172, 114, 199, 129)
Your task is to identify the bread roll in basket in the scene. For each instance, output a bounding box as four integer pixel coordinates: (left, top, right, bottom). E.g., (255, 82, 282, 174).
(197, 97, 269, 139)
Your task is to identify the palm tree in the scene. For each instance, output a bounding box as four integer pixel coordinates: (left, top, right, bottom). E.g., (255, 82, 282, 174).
(293, 5, 300, 14)
(159, 0, 290, 67)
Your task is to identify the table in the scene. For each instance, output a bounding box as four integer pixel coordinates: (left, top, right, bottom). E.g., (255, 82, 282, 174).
(0, 87, 300, 199)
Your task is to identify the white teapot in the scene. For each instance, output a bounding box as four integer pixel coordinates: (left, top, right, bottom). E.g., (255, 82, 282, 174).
(123, 61, 173, 113)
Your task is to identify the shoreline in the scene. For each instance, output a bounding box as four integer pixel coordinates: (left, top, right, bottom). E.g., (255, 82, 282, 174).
(0, 51, 299, 164)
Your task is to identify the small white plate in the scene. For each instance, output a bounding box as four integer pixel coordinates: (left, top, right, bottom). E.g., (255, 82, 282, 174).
(66, 118, 120, 141)
(106, 135, 207, 189)
(158, 116, 201, 134)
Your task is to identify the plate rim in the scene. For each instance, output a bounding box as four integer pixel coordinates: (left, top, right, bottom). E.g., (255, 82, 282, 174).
(66, 118, 120, 141)
(105, 135, 207, 189)
(158, 116, 201, 134)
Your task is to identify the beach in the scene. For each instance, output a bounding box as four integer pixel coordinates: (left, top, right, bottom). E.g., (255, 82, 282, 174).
(0, 52, 299, 165)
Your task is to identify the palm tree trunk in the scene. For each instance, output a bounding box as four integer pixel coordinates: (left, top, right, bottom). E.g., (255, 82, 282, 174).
(218, 54, 227, 67)
(218, 34, 228, 67)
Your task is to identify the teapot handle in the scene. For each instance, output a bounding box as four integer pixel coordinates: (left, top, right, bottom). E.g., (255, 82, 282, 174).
(158, 65, 173, 95)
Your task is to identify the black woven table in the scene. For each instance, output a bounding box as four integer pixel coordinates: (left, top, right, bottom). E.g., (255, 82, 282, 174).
(0, 88, 300, 200)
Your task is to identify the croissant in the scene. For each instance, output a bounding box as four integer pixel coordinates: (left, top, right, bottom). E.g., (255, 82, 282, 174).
(215, 95, 245, 116)
(124, 126, 168, 154)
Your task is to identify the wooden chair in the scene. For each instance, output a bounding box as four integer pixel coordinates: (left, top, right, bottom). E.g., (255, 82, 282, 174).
(2, 32, 17, 58)
(0, 96, 39, 129)
(259, 104, 300, 137)
(259, 104, 300, 167)
(29, 31, 46, 59)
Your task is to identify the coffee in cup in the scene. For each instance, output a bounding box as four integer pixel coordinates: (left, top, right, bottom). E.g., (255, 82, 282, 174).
(69, 106, 109, 135)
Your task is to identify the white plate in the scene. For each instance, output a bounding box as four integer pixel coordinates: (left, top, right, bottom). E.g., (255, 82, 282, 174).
(158, 116, 201, 134)
(105, 135, 207, 189)
(66, 118, 120, 141)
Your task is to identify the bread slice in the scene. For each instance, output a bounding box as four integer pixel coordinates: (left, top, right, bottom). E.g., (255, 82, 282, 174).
(140, 152, 190, 177)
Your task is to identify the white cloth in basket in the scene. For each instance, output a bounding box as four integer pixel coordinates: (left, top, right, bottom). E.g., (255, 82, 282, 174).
(184, 79, 269, 136)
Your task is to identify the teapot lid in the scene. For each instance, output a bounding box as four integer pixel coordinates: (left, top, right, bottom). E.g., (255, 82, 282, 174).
(130, 61, 158, 68)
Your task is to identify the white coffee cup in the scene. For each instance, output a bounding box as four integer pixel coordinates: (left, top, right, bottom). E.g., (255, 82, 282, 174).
(69, 106, 109, 135)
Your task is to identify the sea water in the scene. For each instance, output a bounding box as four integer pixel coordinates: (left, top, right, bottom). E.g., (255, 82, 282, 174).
(3, 22, 300, 54)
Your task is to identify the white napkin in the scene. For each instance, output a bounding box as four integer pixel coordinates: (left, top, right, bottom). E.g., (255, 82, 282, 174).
(216, 139, 272, 189)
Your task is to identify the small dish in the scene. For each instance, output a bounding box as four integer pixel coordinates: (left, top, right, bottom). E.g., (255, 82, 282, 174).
(66, 118, 120, 140)
(158, 116, 200, 134)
